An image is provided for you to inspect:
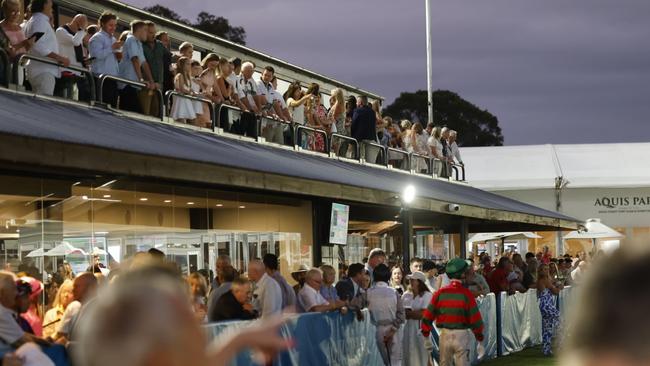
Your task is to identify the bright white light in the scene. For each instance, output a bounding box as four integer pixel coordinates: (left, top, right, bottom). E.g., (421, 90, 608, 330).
(164, 199, 172, 203)
(216, 203, 223, 207)
(82, 195, 89, 200)
(402, 185, 416, 204)
(187, 202, 195, 205)
(239, 205, 246, 209)
(103, 194, 111, 198)
(139, 197, 148, 201)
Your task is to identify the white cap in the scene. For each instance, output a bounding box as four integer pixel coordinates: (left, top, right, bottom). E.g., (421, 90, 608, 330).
(406, 271, 427, 283)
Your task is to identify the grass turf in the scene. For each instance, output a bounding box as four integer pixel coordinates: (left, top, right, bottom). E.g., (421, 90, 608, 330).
(480, 347, 556, 366)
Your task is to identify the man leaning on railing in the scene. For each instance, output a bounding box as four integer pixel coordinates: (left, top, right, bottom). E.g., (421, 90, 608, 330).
(117, 20, 157, 114)
(23, 0, 70, 96)
(141, 21, 165, 118)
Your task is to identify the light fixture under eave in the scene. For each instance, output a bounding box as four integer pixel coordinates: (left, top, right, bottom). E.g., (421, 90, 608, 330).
(103, 194, 111, 198)
(402, 185, 416, 204)
(82, 195, 89, 200)
(216, 204, 223, 207)
(139, 198, 148, 201)
(164, 200, 172, 203)
(96, 179, 117, 189)
(187, 202, 195, 205)
(239, 205, 246, 209)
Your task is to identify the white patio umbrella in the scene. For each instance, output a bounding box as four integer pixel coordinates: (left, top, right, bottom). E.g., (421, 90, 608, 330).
(564, 218, 624, 254)
(45, 242, 87, 257)
(25, 248, 45, 258)
(564, 218, 624, 240)
(467, 232, 542, 243)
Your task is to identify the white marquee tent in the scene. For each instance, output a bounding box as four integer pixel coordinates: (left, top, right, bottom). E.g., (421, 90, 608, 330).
(462, 142, 650, 191)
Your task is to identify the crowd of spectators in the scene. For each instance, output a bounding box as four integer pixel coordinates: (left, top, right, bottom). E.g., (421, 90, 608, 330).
(0, 2, 465, 177)
(474, 245, 586, 297)
(0, 227, 612, 366)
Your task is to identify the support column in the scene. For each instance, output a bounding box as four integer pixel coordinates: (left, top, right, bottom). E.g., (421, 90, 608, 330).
(311, 199, 331, 267)
(459, 218, 468, 259)
(401, 208, 413, 271)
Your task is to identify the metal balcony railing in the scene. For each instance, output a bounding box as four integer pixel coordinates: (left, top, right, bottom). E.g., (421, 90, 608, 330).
(18, 54, 96, 104)
(98, 74, 163, 120)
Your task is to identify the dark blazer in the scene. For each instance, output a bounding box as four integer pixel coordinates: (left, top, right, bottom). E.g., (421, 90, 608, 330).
(351, 106, 377, 142)
(209, 291, 256, 322)
(335, 278, 357, 302)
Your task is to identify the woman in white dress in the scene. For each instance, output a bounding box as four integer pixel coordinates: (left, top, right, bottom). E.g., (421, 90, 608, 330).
(402, 271, 433, 366)
(190, 60, 209, 128)
(406, 123, 430, 172)
(428, 126, 446, 177)
(170, 57, 196, 123)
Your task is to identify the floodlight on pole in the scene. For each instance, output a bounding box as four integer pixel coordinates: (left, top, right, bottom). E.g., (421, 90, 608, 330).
(425, 0, 434, 125)
(403, 185, 416, 204)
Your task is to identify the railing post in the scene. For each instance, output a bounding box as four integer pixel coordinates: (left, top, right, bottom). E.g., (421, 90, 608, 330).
(496, 292, 503, 357)
(18, 54, 95, 106)
(0, 49, 11, 87)
(156, 89, 164, 121)
(211, 103, 219, 132)
(98, 74, 106, 105)
(87, 74, 96, 103)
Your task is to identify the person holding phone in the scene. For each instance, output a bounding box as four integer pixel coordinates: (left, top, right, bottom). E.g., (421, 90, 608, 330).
(89, 11, 121, 108)
(23, 0, 70, 96)
(1, 0, 34, 59)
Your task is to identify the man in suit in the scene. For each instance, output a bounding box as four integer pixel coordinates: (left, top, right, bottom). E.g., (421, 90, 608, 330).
(209, 277, 256, 322)
(351, 95, 379, 163)
(335, 263, 366, 312)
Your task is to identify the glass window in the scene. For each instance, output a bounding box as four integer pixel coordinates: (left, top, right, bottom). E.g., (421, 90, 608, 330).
(0, 173, 313, 290)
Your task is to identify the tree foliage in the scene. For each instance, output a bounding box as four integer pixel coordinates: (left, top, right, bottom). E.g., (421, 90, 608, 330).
(194, 12, 247, 45)
(383, 90, 504, 146)
(143, 5, 247, 45)
(143, 5, 189, 25)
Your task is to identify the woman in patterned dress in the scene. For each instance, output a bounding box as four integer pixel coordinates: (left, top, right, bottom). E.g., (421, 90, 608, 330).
(537, 263, 563, 356)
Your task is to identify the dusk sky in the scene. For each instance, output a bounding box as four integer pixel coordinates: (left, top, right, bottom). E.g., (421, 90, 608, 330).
(126, 0, 650, 146)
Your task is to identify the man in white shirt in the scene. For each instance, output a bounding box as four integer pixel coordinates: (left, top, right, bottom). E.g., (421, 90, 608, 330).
(238, 61, 262, 114)
(236, 61, 262, 137)
(449, 130, 463, 166)
(23, 0, 70, 96)
(298, 269, 344, 313)
(256, 66, 275, 115)
(54, 14, 87, 99)
(248, 260, 282, 318)
(257, 66, 288, 144)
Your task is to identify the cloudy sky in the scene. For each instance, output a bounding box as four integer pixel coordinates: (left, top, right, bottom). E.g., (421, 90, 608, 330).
(126, 0, 650, 146)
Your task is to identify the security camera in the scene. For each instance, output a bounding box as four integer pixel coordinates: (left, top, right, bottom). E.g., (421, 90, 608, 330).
(447, 204, 460, 212)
